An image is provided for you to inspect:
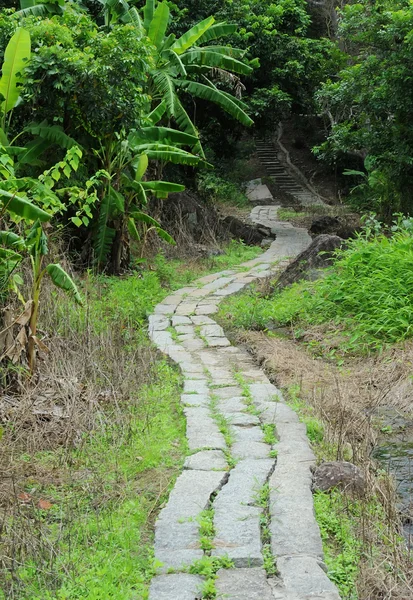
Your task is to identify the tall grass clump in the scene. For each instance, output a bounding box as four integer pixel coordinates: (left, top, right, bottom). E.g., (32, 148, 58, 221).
(220, 229, 413, 354)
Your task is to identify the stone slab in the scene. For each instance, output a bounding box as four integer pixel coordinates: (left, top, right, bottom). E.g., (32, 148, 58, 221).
(175, 303, 198, 316)
(216, 568, 274, 600)
(277, 555, 340, 598)
(246, 179, 273, 203)
(229, 413, 260, 426)
(172, 315, 192, 326)
(149, 574, 203, 600)
(206, 337, 231, 347)
(214, 282, 246, 296)
(184, 450, 228, 471)
(200, 324, 225, 338)
(181, 393, 210, 407)
(213, 387, 244, 399)
(195, 304, 219, 315)
(175, 325, 195, 335)
(184, 407, 226, 450)
(191, 315, 216, 325)
(203, 276, 234, 291)
(212, 459, 275, 566)
(184, 380, 209, 394)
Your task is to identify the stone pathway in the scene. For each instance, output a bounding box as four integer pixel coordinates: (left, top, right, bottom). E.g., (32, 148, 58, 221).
(148, 206, 340, 599)
(255, 139, 324, 206)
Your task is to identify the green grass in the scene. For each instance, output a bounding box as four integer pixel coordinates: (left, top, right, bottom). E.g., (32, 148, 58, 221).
(2, 240, 262, 599)
(218, 231, 413, 355)
(314, 490, 361, 599)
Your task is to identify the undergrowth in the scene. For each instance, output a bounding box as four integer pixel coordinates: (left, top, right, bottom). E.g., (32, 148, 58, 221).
(0, 240, 260, 599)
(218, 231, 413, 355)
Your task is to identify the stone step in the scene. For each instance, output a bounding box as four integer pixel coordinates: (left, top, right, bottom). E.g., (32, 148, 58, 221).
(212, 458, 275, 566)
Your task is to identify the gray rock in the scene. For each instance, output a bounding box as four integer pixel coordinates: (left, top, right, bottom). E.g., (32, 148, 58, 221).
(149, 574, 204, 600)
(214, 282, 246, 296)
(249, 383, 282, 403)
(232, 440, 270, 460)
(195, 304, 219, 315)
(184, 380, 209, 394)
(184, 407, 226, 450)
(184, 450, 228, 471)
(203, 276, 234, 291)
(200, 324, 225, 338)
(312, 461, 367, 496)
(213, 386, 244, 399)
(175, 303, 198, 316)
(172, 316, 192, 326)
(191, 315, 216, 325)
(148, 315, 170, 332)
(175, 325, 195, 335)
(277, 555, 340, 598)
(181, 393, 210, 407)
(216, 397, 247, 415)
(216, 568, 274, 599)
(229, 413, 260, 427)
(212, 459, 275, 566)
(206, 337, 231, 347)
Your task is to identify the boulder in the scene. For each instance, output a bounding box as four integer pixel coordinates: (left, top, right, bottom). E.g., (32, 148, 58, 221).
(312, 461, 367, 496)
(310, 216, 361, 240)
(221, 216, 274, 246)
(275, 234, 344, 290)
(309, 216, 341, 236)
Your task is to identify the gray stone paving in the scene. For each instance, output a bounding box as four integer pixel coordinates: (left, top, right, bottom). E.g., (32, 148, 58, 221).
(148, 206, 340, 600)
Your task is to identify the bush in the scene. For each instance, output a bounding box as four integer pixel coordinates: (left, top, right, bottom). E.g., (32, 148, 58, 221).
(219, 228, 413, 354)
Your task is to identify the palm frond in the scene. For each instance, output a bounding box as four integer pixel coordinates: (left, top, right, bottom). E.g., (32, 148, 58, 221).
(196, 22, 237, 45)
(181, 50, 253, 75)
(178, 80, 253, 126)
(172, 16, 215, 55)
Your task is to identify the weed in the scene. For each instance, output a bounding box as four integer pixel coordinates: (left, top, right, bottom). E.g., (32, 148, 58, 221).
(198, 509, 215, 552)
(262, 423, 277, 446)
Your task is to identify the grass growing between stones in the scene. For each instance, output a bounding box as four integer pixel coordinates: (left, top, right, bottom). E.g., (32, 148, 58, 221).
(255, 483, 277, 577)
(1, 241, 262, 600)
(188, 556, 234, 599)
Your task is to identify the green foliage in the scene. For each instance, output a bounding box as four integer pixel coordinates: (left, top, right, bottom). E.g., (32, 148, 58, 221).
(197, 171, 249, 207)
(314, 490, 361, 599)
(219, 224, 413, 355)
(316, 0, 413, 216)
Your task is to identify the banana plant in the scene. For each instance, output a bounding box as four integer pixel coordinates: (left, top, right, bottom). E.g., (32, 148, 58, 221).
(0, 221, 81, 373)
(93, 126, 206, 272)
(0, 28, 31, 132)
(15, 0, 64, 18)
(93, 0, 255, 155)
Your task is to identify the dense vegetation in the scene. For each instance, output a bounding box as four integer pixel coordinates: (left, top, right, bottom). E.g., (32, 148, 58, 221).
(2, 0, 413, 598)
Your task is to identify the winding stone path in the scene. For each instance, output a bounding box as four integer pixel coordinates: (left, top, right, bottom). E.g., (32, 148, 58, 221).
(148, 206, 340, 599)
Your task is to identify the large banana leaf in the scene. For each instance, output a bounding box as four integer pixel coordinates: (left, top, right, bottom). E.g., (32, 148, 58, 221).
(0, 231, 26, 250)
(181, 50, 253, 75)
(123, 7, 144, 31)
(152, 70, 175, 116)
(143, 0, 155, 31)
(134, 154, 148, 181)
(148, 1, 169, 49)
(25, 123, 80, 150)
(94, 190, 116, 265)
(163, 50, 187, 77)
(128, 142, 207, 166)
(147, 101, 167, 125)
(0, 28, 31, 117)
(174, 98, 204, 158)
(46, 263, 82, 305)
(129, 126, 198, 146)
(196, 22, 237, 45)
(178, 80, 253, 127)
(197, 45, 247, 59)
(130, 211, 175, 245)
(15, 137, 50, 167)
(172, 16, 215, 55)
(0, 247, 22, 262)
(162, 33, 176, 51)
(0, 188, 50, 221)
(141, 181, 185, 193)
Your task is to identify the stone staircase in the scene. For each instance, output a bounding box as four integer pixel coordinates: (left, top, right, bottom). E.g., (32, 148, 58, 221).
(255, 138, 324, 207)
